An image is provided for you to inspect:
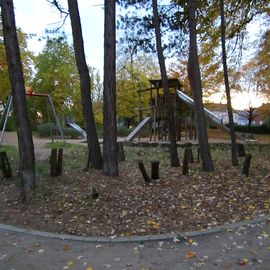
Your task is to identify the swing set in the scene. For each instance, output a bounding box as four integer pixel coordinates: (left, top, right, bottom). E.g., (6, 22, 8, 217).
(0, 90, 65, 146)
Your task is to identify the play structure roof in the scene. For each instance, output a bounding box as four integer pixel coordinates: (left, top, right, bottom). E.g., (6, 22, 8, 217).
(149, 78, 183, 89)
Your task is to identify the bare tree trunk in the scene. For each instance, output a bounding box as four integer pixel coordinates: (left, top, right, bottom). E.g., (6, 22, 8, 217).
(67, 0, 102, 169)
(187, 0, 214, 171)
(103, 0, 118, 176)
(1, 0, 35, 190)
(152, 0, 180, 167)
(220, 0, 238, 166)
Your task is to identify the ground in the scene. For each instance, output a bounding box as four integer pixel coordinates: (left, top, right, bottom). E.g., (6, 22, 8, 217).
(0, 131, 270, 238)
(0, 218, 270, 269)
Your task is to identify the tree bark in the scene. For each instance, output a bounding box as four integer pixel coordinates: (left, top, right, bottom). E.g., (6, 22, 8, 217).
(220, 0, 238, 166)
(187, 0, 214, 171)
(1, 0, 35, 190)
(103, 0, 118, 176)
(152, 0, 180, 167)
(67, 0, 103, 169)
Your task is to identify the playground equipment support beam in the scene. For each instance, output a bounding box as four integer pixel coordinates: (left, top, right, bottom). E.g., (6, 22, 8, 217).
(0, 96, 13, 146)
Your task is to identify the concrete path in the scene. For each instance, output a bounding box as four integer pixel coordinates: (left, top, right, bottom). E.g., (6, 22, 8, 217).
(1, 218, 270, 270)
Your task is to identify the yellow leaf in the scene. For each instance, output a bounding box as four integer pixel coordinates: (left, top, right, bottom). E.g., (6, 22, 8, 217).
(185, 251, 197, 258)
(147, 220, 159, 229)
(86, 267, 93, 270)
(239, 257, 249, 265)
(67, 260, 74, 267)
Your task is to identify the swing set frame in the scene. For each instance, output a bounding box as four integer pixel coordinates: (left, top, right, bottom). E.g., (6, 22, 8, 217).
(0, 91, 65, 146)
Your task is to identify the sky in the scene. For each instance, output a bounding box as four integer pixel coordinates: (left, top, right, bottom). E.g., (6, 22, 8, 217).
(13, 0, 104, 72)
(12, 0, 265, 110)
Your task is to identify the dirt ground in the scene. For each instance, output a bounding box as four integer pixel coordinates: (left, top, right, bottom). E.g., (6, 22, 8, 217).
(2, 130, 270, 161)
(1, 131, 84, 160)
(1, 130, 270, 238)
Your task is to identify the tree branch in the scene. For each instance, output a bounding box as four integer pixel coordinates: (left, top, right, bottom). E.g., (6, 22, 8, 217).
(47, 0, 69, 31)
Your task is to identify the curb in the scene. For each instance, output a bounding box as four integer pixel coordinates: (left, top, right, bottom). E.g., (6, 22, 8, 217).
(0, 213, 269, 243)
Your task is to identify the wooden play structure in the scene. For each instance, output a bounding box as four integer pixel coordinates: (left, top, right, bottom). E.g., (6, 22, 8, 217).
(127, 78, 197, 141)
(126, 78, 246, 142)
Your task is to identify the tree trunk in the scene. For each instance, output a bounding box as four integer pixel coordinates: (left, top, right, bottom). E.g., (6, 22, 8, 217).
(152, 0, 180, 167)
(67, 0, 103, 169)
(1, 0, 35, 190)
(187, 0, 214, 171)
(103, 0, 118, 176)
(220, 0, 238, 166)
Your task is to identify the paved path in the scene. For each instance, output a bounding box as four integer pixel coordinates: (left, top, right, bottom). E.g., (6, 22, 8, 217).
(1, 219, 270, 270)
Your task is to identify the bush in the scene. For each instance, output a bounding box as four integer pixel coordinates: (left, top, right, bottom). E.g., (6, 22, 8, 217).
(117, 127, 133, 137)
(36, 123, 80, 139)
(3, 117, 16, 131)
(234, 124, 270, 134)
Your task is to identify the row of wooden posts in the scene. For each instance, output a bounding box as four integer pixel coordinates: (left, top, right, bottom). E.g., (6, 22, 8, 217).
(0, 149, 64, 178)
(0, 142, 126, 179)
(0, 143, 251, 180)
(137, 143, 252, 183)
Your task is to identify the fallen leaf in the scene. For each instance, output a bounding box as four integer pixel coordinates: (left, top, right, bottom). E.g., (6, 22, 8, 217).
(185, 251, 197, 258)
(239, 257, 249, 265)
(66, 260, 74, 268)
(188, 238, 193, 244)
(63, 244, 70, 251)
(77, 255, 84, 260)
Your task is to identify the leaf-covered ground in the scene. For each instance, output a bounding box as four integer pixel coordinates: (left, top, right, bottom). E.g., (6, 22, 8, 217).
(0, 143, 270, 237)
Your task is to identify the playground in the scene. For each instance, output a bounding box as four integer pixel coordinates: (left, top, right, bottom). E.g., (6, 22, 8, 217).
(1, 78, 270, 238)
(0, 131, 270, 237)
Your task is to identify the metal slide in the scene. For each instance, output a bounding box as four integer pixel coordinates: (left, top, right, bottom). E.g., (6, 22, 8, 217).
(176, 90, 245, 141)
(67, 122, 87, 138)
(125, 117, 152, 141)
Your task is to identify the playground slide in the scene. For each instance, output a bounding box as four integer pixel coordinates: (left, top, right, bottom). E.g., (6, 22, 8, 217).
(176, 90, 245, 141)
(126, 117, 152, 141)
(67, 122, 87, 138)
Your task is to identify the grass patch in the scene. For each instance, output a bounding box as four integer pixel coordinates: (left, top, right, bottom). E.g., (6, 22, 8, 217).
(45, 141, 81, 149)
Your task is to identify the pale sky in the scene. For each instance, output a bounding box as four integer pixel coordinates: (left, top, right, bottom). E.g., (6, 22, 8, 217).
(13, 0, 104, 73)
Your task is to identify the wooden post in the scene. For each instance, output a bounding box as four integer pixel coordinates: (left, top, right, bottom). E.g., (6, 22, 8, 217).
(92, 187, 99, 199)
(50, 148, 63, 177)
(237, 143, 246, 157)
(117, 142, 125, 161)
(138, 160, 151, 183)
(242, 154, 252, 177)
(151, 160, 159, 180)
(0, 151, 12, 178)
(182, 148, 189, 176)
(50, 149, 58, 177)
(57, 148, 63, 176)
